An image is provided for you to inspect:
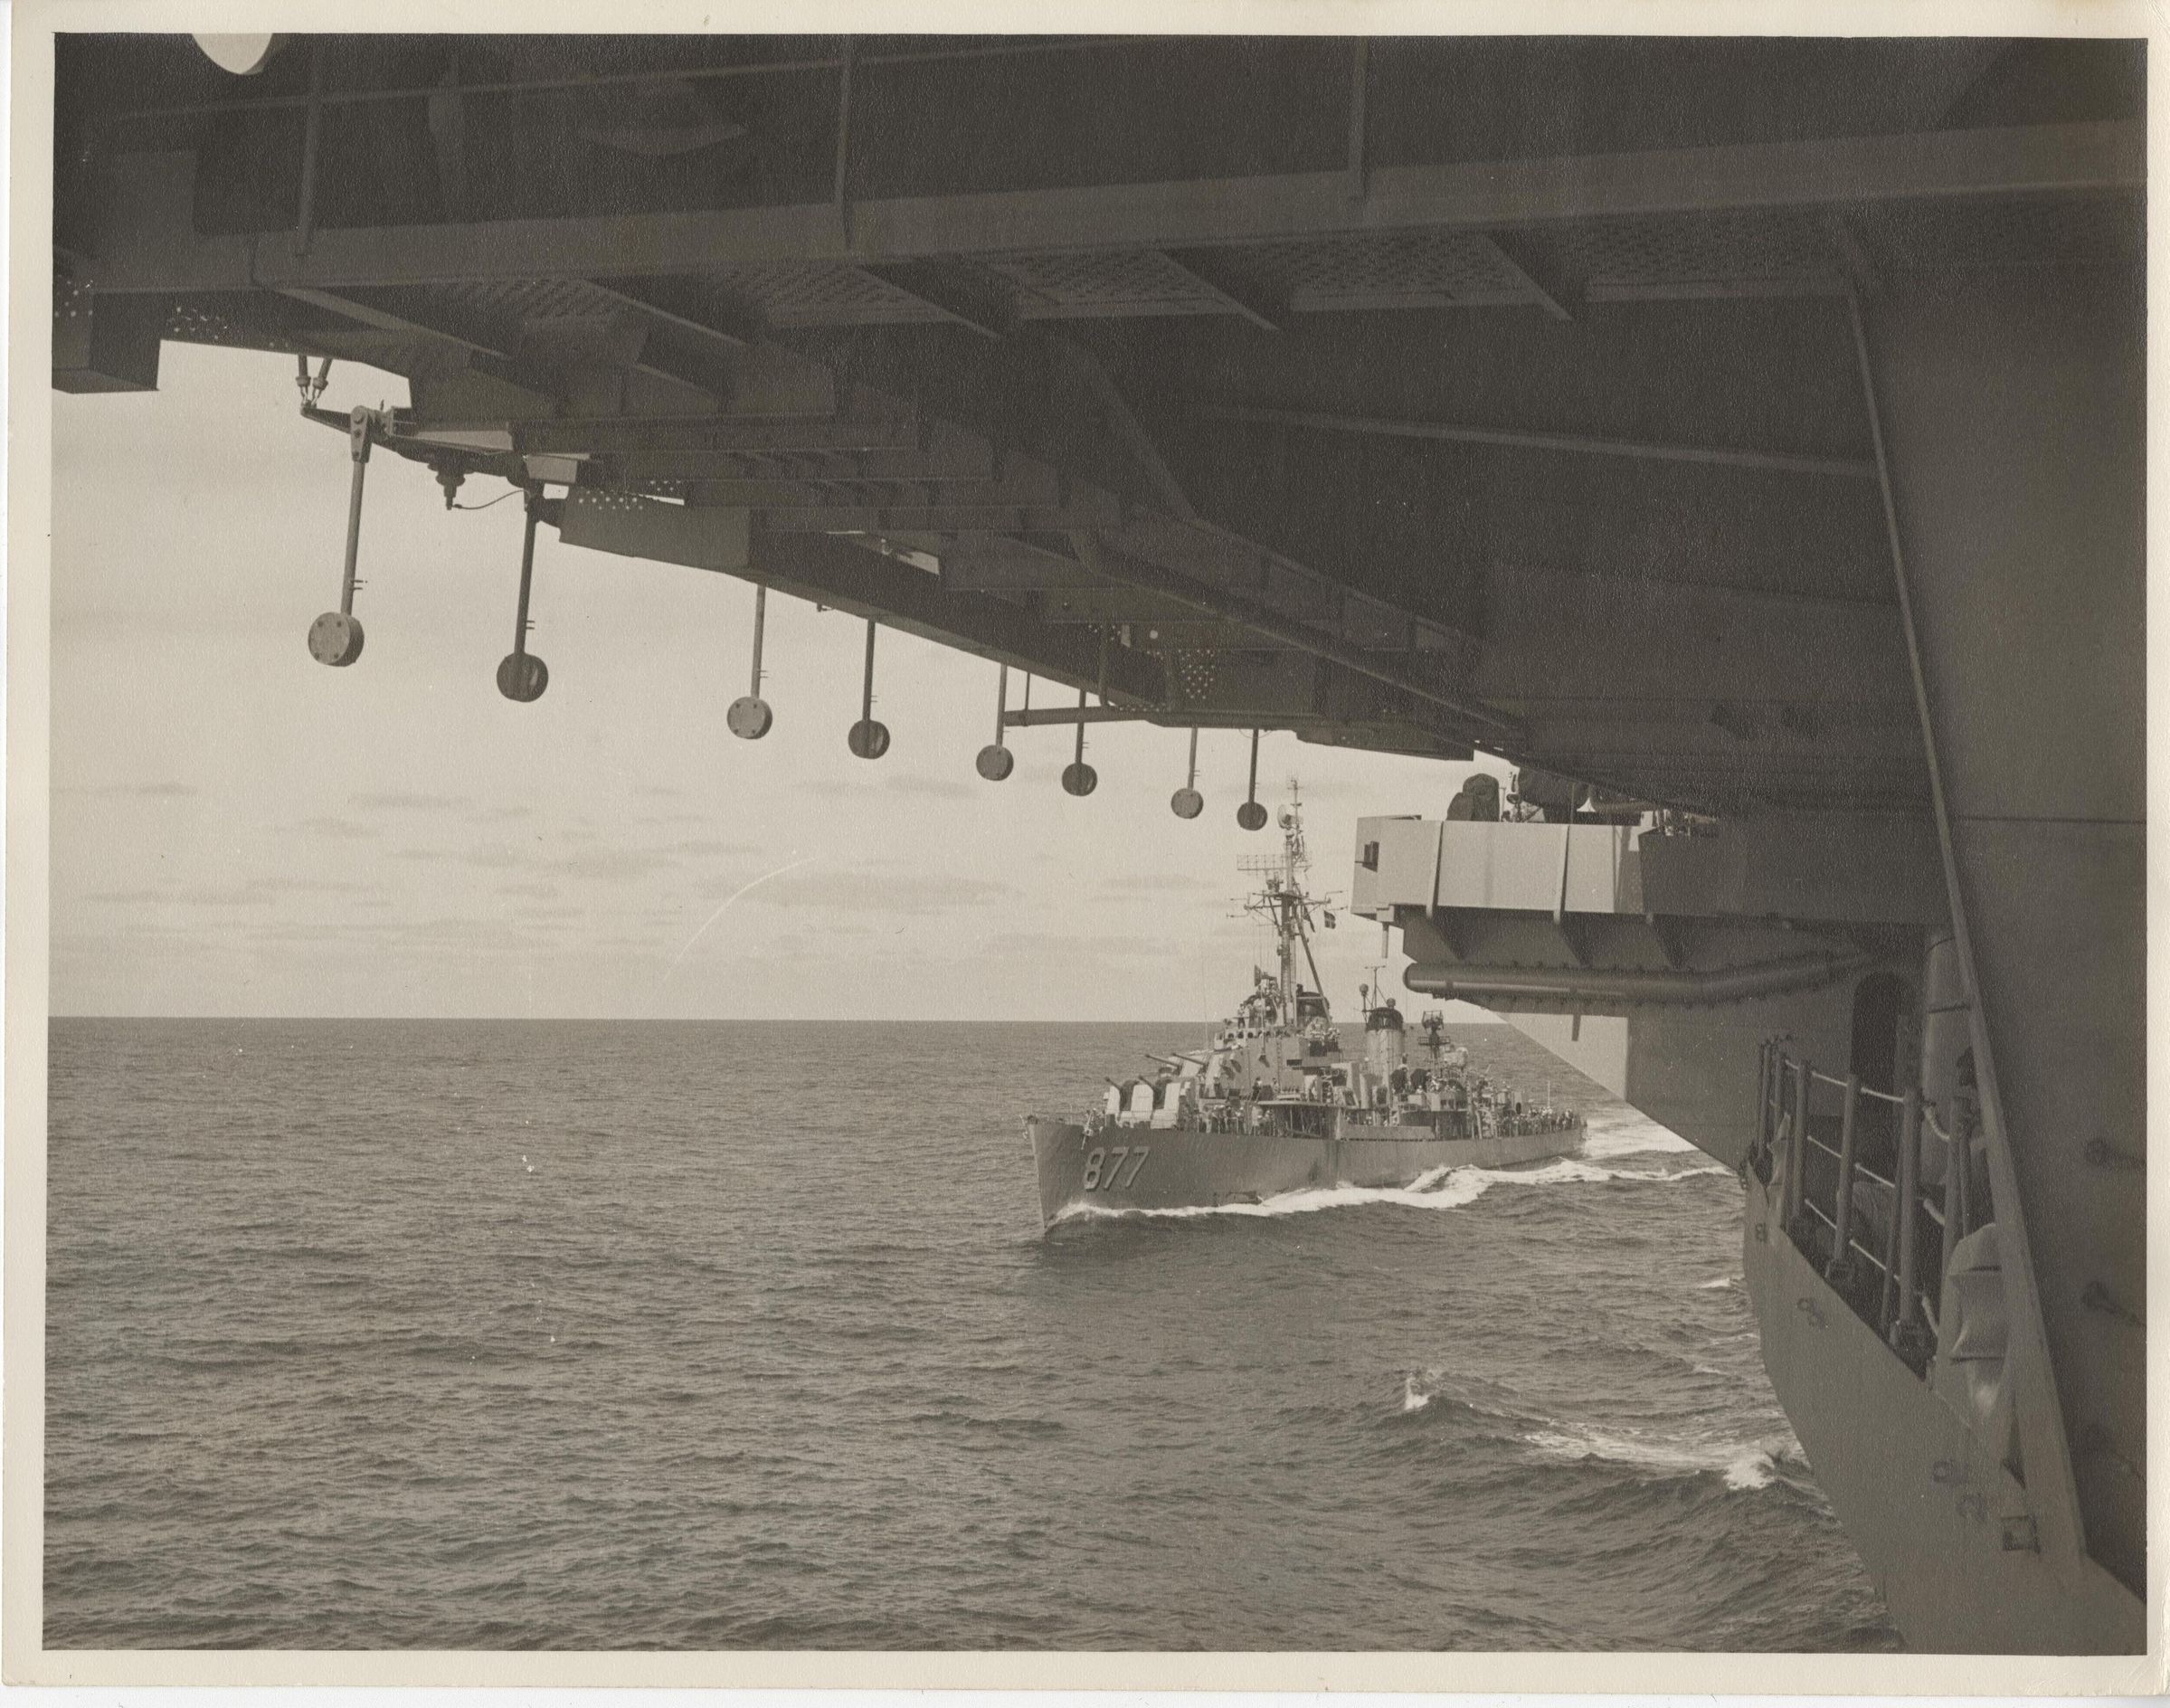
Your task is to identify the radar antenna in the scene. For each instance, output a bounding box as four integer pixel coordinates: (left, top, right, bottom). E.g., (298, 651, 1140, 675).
(1237, 782, 1329, 1027)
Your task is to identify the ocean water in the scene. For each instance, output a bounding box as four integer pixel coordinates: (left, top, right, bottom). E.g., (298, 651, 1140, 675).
(45, 1018, 1900, 1651)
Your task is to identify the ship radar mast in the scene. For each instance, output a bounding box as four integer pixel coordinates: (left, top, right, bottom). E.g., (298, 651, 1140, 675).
(1238, 782, 1331, 1028)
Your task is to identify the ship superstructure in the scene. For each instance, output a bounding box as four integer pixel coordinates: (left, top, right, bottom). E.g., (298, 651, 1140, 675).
(1027, 793, 1580, 1220)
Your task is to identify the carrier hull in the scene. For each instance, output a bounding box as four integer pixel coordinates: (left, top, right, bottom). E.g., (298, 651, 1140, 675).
(1740, 1162, 2140, 1652)
(1027, 1116, 1580, 1228)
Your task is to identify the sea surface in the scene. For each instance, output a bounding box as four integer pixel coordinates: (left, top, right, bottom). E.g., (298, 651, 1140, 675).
(45, 1018, 1900, 1651)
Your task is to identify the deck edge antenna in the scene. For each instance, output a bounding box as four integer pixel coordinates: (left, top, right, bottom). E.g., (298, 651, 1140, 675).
(1236, 728, 1267, 830)
(1059, 682, 1097, 796)
(305, 404, 374, 668)
(494, 484, 550, 702)
(847, 616, 891, 758)
(1170, 726, 1204, 819)
(975, 662, 1015, 781)
(726, 581, 774, 739)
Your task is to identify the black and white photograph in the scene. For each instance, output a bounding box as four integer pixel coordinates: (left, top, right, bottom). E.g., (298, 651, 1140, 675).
(10, 6, 2159, 1687)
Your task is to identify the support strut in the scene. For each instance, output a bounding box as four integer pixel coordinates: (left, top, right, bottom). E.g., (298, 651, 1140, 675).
(847, 616, 890, 758)
(1060, 684, 1098, 796)
(976, 662, 1015, 781)
(1237, 727, 1267, 830)
(495, 487, 550, 702)
(727, 582, 774, 738)
(1170, 726, 1204, 819)
(306, 407, 373, 668)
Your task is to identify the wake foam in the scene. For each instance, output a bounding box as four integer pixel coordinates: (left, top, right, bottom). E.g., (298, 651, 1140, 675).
(1524, 1422, 1793, 1491)
(1697, 1275, 1741, 1291)
(1050, 1153, 1729, 1226)
(1056, 1165, 1488, 1223)
(1400, 1374, 1432, 1413)
(1578, 1108, 1701, 1162)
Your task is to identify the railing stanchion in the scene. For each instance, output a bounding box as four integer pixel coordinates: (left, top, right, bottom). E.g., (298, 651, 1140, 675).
(1950, 1104, 1971, 1239)
(1827, 1072, 1859, 1279)
(1786, 1058, 1811, 1229)
(1891, 1086, 1922, 1346)
(1879, 1179, 1900, 1333)
(1756, 1042, 1772, 1154)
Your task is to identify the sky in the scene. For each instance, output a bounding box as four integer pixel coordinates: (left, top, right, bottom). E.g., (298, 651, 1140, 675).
(51, 342, 1506, 1020)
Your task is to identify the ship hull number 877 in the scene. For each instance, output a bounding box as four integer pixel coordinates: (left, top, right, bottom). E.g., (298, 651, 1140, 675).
(1081, 1146, 1150, 1191)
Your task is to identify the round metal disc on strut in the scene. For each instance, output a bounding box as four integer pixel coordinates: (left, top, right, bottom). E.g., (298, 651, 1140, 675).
(307, 611, 365, 668)
(1170, 787, 1204, 820)
(848, 718, 891, 760)
(975, 744, 1015, 782)
(1237, 800, 1269, 831)
(1061, 762, 1099, 798)
(727, 696, 774, 740)
(496, 651, 549, 703)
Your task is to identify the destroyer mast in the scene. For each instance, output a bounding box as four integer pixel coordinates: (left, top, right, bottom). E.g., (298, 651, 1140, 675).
(1239, 784, 1332, 1030)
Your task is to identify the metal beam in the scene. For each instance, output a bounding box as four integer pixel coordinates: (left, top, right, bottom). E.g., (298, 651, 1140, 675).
(277, 284, 577, 407)
(759, 503, 1118, 534)
(1844, 285, 2088, 1570)
(684, 477, 1044, 508)
(854, 260, 1017, 339)
(86, 121, 2143, 292)
(425, 55, 469, 222)
(1005, 706, 1152, 726)
(1344, 40, 1370, 203)
(291, 43, 327, 258)
(1049, 338, 1202, 521)
(511, 414, 923, 455)
(744, 528, 1165, 706)
(938, 551, 1102, 592)
(1585, 277, 1849, 304)
(107, 37, 1168, 125)
(1205, 404, 1879, 480)
(1024, 587, 1237, 627)
(1482, 559, 1899, 612)
(1478, 231, 1580, 321)
(1068, 531, 1516, 739)
(583, 277, 759, 350)
(729, 330, 1484, 663)
(278, 284, 507, 361)
(831, 37, 858, 240)
(282, 283, 726, 408)
(1156, 249, 1284, 332)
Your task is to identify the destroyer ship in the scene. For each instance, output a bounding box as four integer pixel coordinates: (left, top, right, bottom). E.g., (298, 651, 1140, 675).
(1028, 793, 1580, 1225)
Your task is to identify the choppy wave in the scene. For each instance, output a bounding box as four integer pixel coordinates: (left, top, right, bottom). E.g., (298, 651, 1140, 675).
(46, 1016, 1900, 1652)
(1523, 1421, 1796, 1492)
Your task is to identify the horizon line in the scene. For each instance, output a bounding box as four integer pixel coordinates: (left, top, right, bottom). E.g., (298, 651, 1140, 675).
(47, 1011, 1511, 1024)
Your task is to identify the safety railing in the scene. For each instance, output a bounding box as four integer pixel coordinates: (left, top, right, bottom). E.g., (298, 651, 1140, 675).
(1753, 1039, 1953, 1369)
